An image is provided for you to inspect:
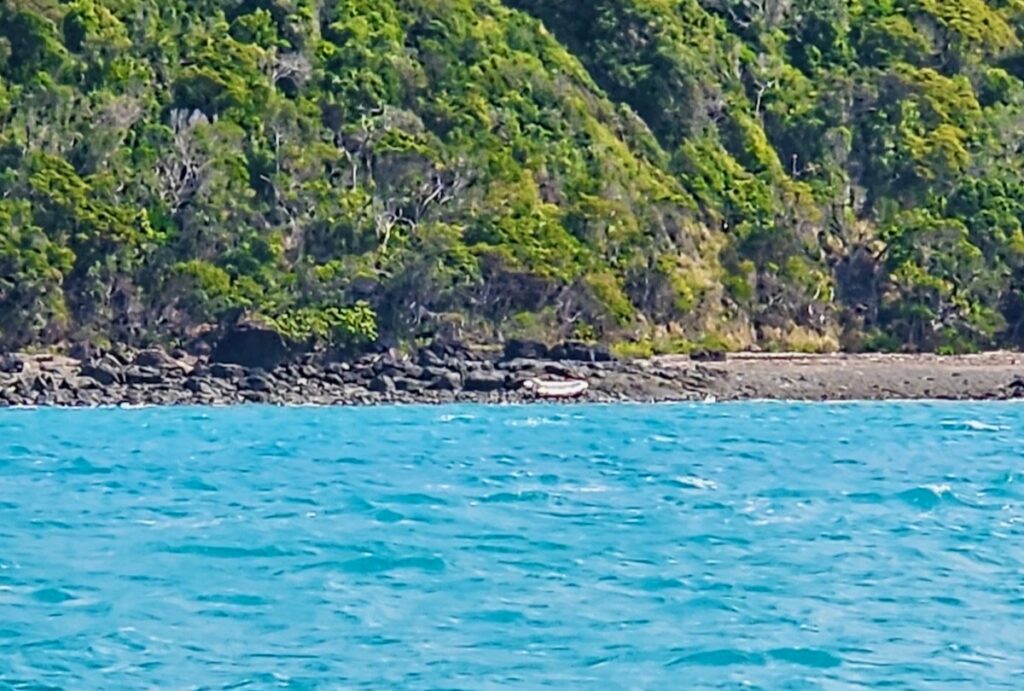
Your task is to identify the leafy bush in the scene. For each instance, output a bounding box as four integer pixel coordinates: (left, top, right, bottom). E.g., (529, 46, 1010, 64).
(267, 302, 378, 350)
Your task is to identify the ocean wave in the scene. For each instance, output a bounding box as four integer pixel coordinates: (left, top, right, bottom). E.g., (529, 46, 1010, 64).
(505, 416, 570, 427)
(438, 413, 477, 423)
(941, 419, 1008, 432)
(671, 476, 718, 491)
(667, 647, 843, 669)
(6, 402, 1024, 688)
(896, 484, 957, 510)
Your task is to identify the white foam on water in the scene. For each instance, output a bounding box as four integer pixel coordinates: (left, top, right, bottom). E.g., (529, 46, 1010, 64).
(942, 419, 1008, 432)
(675, 475, 718, 491)
(438, 413, 476, 423)
(573, 484, 610, 494)
(506, 416, 568, 427)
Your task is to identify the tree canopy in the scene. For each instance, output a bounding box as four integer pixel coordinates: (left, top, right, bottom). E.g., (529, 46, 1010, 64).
(4, 0, 1024, 354)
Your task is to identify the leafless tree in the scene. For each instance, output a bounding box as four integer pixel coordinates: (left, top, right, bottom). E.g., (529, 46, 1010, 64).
(372, 164, 470, 252)
(156, 109, 214, 216)
(706, 0, 794, 30)
(78, 96, 145, 175)
(265, 51, 312, 89)
(750, 54, 776, 118)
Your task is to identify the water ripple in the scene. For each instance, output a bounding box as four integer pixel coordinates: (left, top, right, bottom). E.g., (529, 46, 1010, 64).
(1, 402, 1022, 687)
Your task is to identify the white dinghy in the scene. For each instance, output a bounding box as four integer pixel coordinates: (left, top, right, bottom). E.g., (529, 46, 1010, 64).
(523, 378, 589, 399)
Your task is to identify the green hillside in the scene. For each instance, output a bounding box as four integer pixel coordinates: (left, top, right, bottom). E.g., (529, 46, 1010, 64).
(4, 0, 1024, 355)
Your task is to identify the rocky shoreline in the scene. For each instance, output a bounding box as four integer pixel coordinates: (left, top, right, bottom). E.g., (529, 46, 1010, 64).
(4, 340, 1024, 407)
(0, 339, 721, 408)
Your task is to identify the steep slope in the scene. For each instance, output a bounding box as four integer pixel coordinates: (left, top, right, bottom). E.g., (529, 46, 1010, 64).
(3, 0, 1024, 354)
(0, 0, 729, 353)
(512, 0, 1024, 352)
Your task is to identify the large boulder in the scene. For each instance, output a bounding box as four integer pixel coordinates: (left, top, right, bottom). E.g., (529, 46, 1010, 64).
(208, 363, 246, 380)
(428, 371, 462, 391)
(427, 338, 478, 362)
(125, 366, 164, 386)
(369, 374, 396, 394)
(549, 340, 614, 363)
(241, 374, 274, 392)
(503, 339, 549, 361)
(690, 348, 726, 362)
(211, 324, 292, 370)
(394, 377, 426, 393)
(417, 347, 446, 368)
(185, 377, 215, 395)
(0, 354, 24, 374)
(80, 357, 124, 386)
(134, 348, 189, 372)
(497, 358, 545, 373)
(463, 371, 507, 392)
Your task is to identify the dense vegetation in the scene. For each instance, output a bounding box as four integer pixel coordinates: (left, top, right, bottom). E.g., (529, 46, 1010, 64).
(5, 0, 1024, 354)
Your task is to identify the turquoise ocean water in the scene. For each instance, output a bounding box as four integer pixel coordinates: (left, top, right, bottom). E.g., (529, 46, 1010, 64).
(1, 403, 1023, 689)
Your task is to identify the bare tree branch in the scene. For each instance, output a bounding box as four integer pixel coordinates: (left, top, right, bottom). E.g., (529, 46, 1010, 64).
(156, 109, 214, 215)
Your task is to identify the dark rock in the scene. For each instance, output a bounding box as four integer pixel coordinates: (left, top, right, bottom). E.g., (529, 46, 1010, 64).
(429, 338, 478, 361)
(241, 374, 274, 392)
(99, 349, 129, 367)
(372, 352, 398, 374)
(0, 354, 24, 374)
(322, 372, 347, 387)
(81, 361, 123, 386)
(544, 362, 578, 377)
(417, 348, 446, 368)
(13, 378, 31, 397)
(51, 389, 76, 406)
(273, 364, 299, 380)
(401, 364, 425, 379)
(134, 348, 184, 370)
(185, 377, 214, 395)
(68, 376, 99, 391)
(374, 356, 423, 380)
(377, 365, 407, 379)
(690, 349, 727, 363)
(351, 364, 375, 382)
(32, 373, 57, 392)
(394, 377, 425, 393)
(324, 362, 351, 376)
(420, 366, 454, 380)
(125, 366, 164, 386)
(549, 341, 614, 363)
(505, 371, 537, 390)
(429, 372, 462, 391)
(463, 371, 507, 392)
(212, 324, 292, 370)
(68, 342, 94, 362)
(189, 340, 213, 358)
(497, 358, 544, 373)
(210, 363, 246, 380)
(503, 339, 549, 361)
(369, 374, 396, 394)
(293, 364, 317, 379)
